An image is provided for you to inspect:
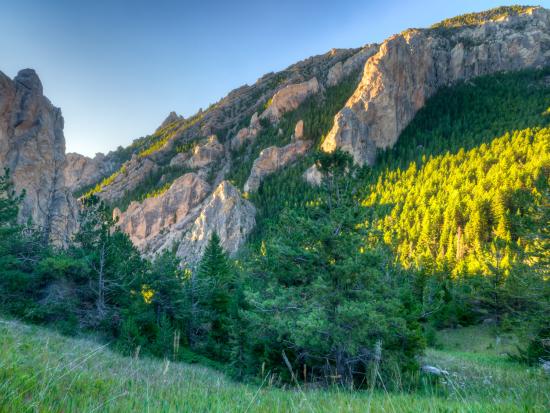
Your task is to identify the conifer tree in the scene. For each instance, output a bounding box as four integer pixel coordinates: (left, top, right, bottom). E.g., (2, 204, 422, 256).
(193, 232, 235, 360)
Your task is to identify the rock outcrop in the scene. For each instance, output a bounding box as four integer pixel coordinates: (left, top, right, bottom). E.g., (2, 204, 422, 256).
(303, 164, 323, 186)
(185, 135, 224, 169)
(293, 120, 304, 140)
(322, 6, 550, 165)
(114, 173, 211, 250)
(0, 69, 77, 244)
(64, 152, 117, 192)
(96, 156, 158, 204)
(115, 178, 255, 265)
(157, 111, 184, 132)
(231, 112, 261, 150)
(244, 139, 312, 193)
(176, 181, 256, 265)
(326, 44, 378, 86)
(260, 78, 321, 122)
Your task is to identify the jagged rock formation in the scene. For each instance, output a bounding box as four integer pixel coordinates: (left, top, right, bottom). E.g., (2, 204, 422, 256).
(322, 6, 550, 165)
(157, 111, 184, 132)
(260, 77, 321, 122)
(326, 44, 378, 86)
(176, 181, 256, 265)
(114, 173, 211, 250)
(38, 5, 549, 264)
(115, 178, 255, 266)
(244, 139, 312, 193)
(0, 69, 77, 244)
(64, 152, 118, 192)
(231, 112, 261, 150)
(90, 47, 362, 208)
(96, 156, 158, 203)
(185, 135, 224, 169)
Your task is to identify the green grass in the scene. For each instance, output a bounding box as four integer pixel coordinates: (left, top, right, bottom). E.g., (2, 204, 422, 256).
(1, 319, 548, 412)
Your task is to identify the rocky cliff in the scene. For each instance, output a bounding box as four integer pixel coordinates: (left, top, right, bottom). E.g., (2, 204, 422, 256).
(0, 69, 77, 244)
(322, 6, 550, 165)
(6, 6, 548, 265)
(64, 152, 118, 192)
(114, 177, 255, 266)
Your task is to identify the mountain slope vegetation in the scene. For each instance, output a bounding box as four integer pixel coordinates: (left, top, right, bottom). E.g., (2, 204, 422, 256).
(0, 12, 549, 409)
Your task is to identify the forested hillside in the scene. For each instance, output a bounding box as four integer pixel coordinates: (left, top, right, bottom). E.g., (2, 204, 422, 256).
(236, 68, 549, 380)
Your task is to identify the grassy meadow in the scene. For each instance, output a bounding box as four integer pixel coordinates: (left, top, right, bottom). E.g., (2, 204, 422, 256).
(0, 319, 548, 413)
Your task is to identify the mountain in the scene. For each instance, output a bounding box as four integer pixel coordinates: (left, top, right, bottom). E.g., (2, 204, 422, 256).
(322, 5, 550, 164)
(1, 5, 548, 264)
(0, 4, 548, 398)
(0, 69, 77, 245)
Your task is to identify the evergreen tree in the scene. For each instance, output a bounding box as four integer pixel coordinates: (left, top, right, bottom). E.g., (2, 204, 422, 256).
(0, 168, 31, 315)
(193, 233, 235, 360)
(74, 195, 144, 328)
(243, 152, 424, 387)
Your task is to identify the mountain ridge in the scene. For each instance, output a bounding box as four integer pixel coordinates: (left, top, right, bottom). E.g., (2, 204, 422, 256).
(1, 5, 548, 265)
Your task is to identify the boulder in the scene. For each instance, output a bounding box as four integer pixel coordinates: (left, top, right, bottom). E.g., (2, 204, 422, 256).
(421, 365, 449, 376)
(303, 164, 323, 186)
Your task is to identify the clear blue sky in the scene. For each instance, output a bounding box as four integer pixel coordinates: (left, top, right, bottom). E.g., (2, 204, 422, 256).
(0, 0, 542, 156)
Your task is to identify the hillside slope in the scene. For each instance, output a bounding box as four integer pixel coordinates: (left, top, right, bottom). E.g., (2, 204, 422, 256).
(64, 5, 550, 266)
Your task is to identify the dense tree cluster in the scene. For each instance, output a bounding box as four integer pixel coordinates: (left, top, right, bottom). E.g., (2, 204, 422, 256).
(0, 68, 548, 390)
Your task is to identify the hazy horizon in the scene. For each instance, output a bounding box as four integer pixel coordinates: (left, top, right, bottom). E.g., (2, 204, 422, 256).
(1, 0, 539, 157)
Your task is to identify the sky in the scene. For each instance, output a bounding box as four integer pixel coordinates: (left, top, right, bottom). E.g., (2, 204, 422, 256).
(1, 0, 545, 156)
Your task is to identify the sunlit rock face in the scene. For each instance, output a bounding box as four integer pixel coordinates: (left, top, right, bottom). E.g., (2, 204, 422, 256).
(322, 7, 550, 165)
(326, 44, 378, 87)
(64, 152, 118, 192)
(176, 181, 256, 266)
(0, 69, 77, 244)
(185, 135, 224, 169)
(260, 77, 321, 123)
(114, 176, 255, 266)
(244, 139, 312, 193)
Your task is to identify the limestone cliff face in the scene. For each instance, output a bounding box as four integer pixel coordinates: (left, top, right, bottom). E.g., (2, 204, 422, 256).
(64, 152, 118, 192)
(176, 181, 256, 266)
(114, 178, 255, 266)
(0, 69, 77, 243)
(114, 173, 211, 250)
(326, 45, 378, 87)
(244, 139, 312, 193)
(322, 6, 550, 165)
(260, 77, 321, 122)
